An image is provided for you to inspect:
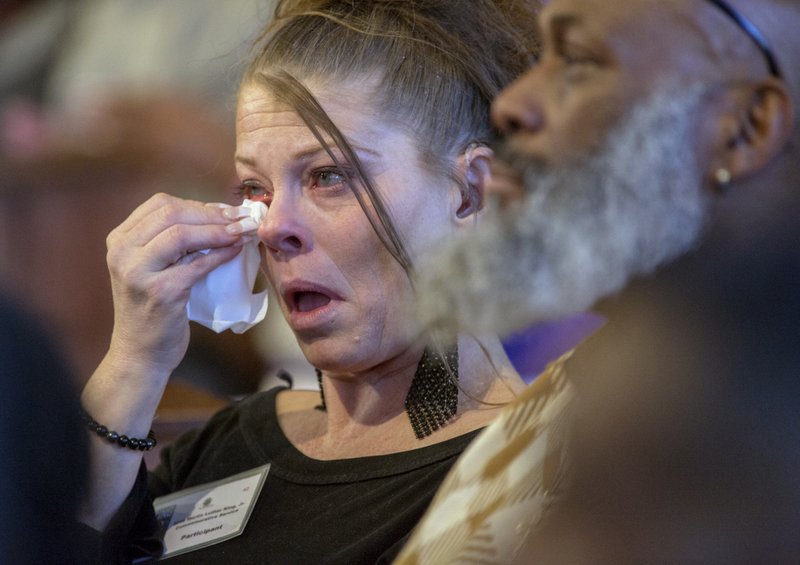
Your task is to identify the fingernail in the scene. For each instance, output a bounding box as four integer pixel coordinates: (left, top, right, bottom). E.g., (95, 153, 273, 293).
(225, 218, 258, 234)
(222, 206, 249, 220)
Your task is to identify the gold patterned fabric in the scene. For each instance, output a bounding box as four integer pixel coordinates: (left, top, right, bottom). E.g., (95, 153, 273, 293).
(394, 353, 575, 564)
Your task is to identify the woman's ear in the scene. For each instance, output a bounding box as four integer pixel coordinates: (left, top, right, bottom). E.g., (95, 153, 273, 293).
(453, 143, 493, 222)
(705, 78, 795, 191)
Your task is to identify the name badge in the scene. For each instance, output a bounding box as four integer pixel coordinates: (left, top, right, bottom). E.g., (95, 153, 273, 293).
(152, 464, 270, 560)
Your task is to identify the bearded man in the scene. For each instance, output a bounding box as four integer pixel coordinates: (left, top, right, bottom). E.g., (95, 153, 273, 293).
(397, 0, 800, 563)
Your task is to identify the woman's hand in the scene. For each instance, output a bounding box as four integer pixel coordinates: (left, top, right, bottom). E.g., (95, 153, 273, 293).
(80, 193, 250, 531)
(105, 193, 247, 375)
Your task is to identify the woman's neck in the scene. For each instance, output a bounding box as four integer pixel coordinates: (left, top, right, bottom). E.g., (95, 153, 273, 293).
(280, 334, 524, 459)
(319, 343, 424, 435)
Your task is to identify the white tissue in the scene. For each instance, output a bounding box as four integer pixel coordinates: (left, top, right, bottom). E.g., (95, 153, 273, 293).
(186, 199, 269, 333)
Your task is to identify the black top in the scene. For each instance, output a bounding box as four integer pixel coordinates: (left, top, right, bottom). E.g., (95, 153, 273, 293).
(102, 387, 481, 564)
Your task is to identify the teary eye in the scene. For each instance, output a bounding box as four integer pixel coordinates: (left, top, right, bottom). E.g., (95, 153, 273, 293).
(233, 181, 271, 204)
(312, 168, 346, 188)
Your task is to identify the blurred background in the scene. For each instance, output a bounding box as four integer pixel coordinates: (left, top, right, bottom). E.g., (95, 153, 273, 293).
(0, 0, 312, 466)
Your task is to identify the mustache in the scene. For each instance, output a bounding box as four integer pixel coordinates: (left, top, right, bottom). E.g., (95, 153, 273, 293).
(489, 145, 523, 176)
(491, 138, 537, 176)
(489, 138, 556, 199)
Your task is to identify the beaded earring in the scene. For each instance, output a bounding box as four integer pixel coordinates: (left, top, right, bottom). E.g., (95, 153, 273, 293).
(315, 368, 326, 411)
(404, 347, 459, 439)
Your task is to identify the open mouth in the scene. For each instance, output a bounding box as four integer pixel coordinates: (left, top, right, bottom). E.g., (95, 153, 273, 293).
(293, 291, 332, 313)
(280, 281, 339, 319)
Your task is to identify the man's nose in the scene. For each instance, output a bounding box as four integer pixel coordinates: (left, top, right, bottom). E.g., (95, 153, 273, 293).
(491, 70, 544, 134)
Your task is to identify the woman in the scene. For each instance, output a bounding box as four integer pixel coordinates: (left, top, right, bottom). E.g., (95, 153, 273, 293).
(78, 1, 538, 562)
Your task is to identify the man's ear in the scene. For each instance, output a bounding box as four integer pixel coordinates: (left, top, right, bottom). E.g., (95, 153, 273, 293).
(706, 78, 795, 189)
(453, 143, 493, 223)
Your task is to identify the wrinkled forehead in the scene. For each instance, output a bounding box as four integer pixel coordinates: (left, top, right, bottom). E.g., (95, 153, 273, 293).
(236, 76, 387, 137)
(540, 0, 696, 40)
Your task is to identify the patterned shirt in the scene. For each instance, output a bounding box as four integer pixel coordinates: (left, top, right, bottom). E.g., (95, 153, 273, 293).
(394, 353, 575, 564)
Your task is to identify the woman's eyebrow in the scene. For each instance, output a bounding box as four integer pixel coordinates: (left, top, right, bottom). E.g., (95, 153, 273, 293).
(235, 143, 381, 167)
(234, 154, 257, 167)
(298, 141, 382, 161)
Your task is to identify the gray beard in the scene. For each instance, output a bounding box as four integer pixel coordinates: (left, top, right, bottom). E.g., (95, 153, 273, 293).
(416, 84, 712, 338)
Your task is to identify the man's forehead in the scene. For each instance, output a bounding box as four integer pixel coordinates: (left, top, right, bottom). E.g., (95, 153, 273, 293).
(541, 0, 785, 83)
(540, 0, 724, 82)
(540, 0, 692, 37)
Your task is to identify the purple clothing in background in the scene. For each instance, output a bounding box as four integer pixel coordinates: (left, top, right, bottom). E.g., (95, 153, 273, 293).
(501, 312, 606, 384)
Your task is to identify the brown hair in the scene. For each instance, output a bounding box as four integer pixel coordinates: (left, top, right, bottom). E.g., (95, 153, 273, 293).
(243, 0, 540, 274)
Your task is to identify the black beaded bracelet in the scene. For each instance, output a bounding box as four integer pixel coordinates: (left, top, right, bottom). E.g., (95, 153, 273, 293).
(79, 408, 157, 451)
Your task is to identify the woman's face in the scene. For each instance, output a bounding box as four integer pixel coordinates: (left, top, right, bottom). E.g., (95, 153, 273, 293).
(235, 80, 459, 372)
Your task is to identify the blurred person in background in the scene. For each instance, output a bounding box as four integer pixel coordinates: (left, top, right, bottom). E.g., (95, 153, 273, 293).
(407, 0, 800, 562)
(0, 0, 274, 403)
(0, 293, 88, 563)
